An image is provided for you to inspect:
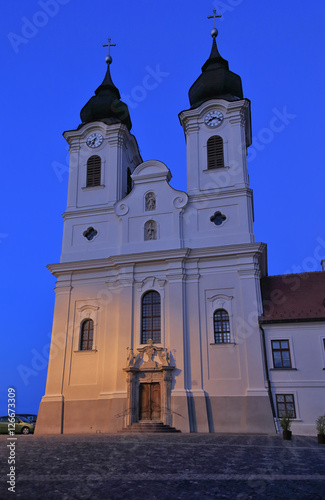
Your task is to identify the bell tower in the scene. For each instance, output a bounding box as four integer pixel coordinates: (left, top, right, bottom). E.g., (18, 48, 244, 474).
(180, 12, 254, 247)
(60, 38, 142, 263)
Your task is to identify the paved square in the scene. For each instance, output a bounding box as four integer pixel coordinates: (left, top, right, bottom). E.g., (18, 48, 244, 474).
(1, 433, 324, 499)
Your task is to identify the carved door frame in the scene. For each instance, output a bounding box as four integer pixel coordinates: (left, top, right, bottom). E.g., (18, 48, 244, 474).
(124, 366, 173, 427)
(139, 382, 161, 420)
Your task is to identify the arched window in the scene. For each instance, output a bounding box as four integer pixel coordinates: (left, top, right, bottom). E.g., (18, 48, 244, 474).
(80, 319, 94, 350)
(213, 309, 230, 343)
(86, 155, 101, 187)
(207, 136, 224, 169)
(141, 291, 161, 344)
(127, 168, 132, 194)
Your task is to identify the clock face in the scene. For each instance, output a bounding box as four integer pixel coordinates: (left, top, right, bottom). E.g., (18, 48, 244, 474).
(86, 133, 103, 148)
(204, 111, 224, 128)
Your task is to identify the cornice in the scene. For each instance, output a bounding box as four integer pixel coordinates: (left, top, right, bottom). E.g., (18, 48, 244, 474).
(259, 317, 325, 325)
(179, 98, 251, 147)
(47, 244, 266, 276)
(179, 98, 251, 125)
(62, 206, 115, 219)
(54, 285, 73, 295)
(188, 243, 266, 260)
(48, 248, 191, 276)
(238, 267, 261, 278)
(63, 121, 129, 144)
(188, 186, 252, 203)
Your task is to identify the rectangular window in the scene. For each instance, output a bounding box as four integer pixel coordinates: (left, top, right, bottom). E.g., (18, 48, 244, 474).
(276, 394, 296, 418)
(271, 340, 292, 368)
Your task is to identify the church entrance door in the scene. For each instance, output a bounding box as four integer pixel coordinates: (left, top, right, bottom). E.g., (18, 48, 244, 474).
(139, 383, 161, 420)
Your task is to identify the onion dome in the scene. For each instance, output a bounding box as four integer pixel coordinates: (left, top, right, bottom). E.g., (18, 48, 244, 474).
(80, 39, 132, 130)
(189, 27, 243, 108)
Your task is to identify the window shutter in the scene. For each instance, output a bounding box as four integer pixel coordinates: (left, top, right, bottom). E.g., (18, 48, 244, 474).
(207, 136, 224, 169)
(86, 155, 101, 187)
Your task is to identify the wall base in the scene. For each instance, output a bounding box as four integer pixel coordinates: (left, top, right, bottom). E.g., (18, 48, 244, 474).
(35, 394, 275, 434)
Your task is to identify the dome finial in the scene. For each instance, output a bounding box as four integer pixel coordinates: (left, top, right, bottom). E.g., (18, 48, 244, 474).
(207, 8, 222, 39)
(102, 37, 116, 65)
(188, 9, 243, 108)
(80, 36, 132, 130)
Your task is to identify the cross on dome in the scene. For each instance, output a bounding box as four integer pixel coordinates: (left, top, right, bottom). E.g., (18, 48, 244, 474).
(207, 8, 222, 38)
(102, 37, 116, 64)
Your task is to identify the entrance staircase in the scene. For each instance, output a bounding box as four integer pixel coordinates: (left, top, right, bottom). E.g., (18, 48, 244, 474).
(121, 421, 181, 433)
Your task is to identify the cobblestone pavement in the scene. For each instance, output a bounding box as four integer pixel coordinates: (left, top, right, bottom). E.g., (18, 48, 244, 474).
(1, 433, 325, 499)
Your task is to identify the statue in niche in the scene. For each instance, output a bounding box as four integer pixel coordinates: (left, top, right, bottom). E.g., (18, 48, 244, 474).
(145, 192, 156, 211)
(144, 220, 157, 241)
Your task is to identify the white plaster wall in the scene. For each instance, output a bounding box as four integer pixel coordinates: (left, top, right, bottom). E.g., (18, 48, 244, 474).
(45, 242, 270, 415)
(114, 160, 188, 254)
(192, 248, 268, 398)
(264, 323, 325, 435)
(179, 99, 254, 248)
(60, 121, 142, 263)
(183, 191, 254, 248)
(179, 99, 251, 196)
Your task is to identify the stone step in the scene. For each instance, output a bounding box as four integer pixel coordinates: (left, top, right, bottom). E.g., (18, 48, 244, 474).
(120, 421, 181, 433)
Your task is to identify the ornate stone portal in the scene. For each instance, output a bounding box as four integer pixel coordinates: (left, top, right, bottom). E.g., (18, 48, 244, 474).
(123, 340, 174, 427)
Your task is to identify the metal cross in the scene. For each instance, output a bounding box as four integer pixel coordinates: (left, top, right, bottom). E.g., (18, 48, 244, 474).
(208, 9, 222, 28)
(102, 37, 116, 63)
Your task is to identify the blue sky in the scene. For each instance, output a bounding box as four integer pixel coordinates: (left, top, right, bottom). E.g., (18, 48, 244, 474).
(1, 0, 325, 415)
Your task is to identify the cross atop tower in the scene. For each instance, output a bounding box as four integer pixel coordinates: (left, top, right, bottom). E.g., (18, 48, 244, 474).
(103, 37, 116, 64)
(208, 9, 222, 38)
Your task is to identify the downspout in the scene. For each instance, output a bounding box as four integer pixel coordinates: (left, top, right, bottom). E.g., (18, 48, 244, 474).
(260, 323, 278, 433)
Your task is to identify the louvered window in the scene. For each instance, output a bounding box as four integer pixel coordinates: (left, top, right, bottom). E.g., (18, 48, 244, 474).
(207, 136, 224, 169)
(86, 155, 101, 187)
(80, 319, 94, 350)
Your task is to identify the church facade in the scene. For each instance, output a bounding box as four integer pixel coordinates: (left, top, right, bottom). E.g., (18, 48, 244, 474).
(36, 25, 325, 435)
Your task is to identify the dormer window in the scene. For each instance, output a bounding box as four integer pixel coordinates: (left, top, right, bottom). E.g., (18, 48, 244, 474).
(207, 135, 224, 169)
(86, 155, 101, 187)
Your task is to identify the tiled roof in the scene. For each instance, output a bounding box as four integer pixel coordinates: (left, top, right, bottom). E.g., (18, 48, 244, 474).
(260, 272, 325, 323)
